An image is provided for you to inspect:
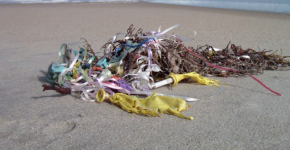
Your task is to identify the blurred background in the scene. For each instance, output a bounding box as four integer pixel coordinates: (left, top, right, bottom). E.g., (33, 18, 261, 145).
(0, 0, 290, 14)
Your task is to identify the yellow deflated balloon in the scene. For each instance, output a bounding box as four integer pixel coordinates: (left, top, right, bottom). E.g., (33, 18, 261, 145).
(168, 72, 219, 87)
(96, 89, 193, 120)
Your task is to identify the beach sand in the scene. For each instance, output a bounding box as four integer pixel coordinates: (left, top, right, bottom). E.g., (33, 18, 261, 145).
(0, 2, 290, 149)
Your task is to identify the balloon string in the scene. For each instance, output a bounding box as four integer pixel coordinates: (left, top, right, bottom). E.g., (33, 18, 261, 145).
(248, 75, 281, 96)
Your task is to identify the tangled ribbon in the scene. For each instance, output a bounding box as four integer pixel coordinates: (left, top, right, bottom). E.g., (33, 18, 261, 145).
(43, 24, 290, 120)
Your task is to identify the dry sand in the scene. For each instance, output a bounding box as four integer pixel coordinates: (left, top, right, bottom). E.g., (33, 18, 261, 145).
(0, 2, 290, 149)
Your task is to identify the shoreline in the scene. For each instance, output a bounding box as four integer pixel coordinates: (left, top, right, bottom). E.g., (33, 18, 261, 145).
(1, 1, 290, 15)
(1, 2, 290, 17)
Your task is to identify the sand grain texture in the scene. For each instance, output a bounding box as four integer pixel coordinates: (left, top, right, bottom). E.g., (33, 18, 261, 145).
(0, 2, 290, 149)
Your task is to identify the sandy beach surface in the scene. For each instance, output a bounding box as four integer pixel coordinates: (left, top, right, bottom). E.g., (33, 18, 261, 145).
(0, 2, 290, 149)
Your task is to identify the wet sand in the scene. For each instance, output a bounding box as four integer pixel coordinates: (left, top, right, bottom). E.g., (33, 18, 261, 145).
(0, 2, 290, 149)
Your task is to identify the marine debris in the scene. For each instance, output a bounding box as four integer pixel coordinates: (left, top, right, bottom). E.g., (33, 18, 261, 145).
(42, 24, 290, 120)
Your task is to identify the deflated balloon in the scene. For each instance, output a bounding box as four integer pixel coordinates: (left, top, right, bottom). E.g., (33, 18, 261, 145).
(96, 89, 193, 120)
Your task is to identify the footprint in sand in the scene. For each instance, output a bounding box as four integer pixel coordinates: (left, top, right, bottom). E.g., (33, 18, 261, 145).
(42, 121, 77, 136)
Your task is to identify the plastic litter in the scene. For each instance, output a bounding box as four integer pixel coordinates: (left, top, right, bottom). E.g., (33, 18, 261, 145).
(42, 24, 290, 120)
(96, 89, 193, 120)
